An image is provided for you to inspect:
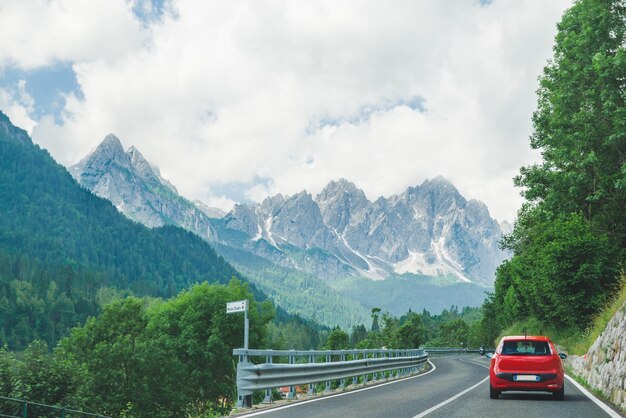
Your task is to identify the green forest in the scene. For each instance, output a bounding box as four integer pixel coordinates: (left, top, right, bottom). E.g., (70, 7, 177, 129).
(482, 0, 625, 344)
(0, 110, 273, 352)
(0, 280, 485, 418)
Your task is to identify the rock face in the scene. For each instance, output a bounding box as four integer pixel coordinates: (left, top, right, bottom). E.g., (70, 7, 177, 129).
(568, 302, 626, 411)
(72, 136, 509, 287)
(223, 177, 509, 286)
(70, 135, 218, 241)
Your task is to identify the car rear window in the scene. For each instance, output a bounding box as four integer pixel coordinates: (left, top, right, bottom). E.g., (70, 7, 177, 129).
(501, 340, 551, 356)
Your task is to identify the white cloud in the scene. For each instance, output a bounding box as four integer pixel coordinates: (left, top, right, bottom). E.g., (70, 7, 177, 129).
(0, 81, 37, 133)
(2, 0, 573, 222)
(0, 0, 146, 70)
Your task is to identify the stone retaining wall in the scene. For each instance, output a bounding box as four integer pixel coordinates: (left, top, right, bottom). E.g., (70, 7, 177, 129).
(567, 302, 626, 411)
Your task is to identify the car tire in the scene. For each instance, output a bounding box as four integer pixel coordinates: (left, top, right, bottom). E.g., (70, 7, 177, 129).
(553, 386, 564, 401)
(489, 385, 500, 399)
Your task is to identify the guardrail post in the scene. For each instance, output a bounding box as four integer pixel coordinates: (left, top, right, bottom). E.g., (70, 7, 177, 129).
(308, 354, 315, 397)
(340, 353, 346, 389)
(287, 353, 296, 399)
(352, 352, 358, 386)
(373, 352, 378, 381)
(363, 352, 368, 385)
(325, 353, 332, 393)
(262, 354, 272, 404)
(236, 353, 253, 408)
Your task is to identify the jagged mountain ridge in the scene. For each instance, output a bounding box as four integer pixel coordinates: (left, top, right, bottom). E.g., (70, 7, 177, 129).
(224, 177, 508, 286)
(71, 136, 508, 287)
(71, 135, 219, 241)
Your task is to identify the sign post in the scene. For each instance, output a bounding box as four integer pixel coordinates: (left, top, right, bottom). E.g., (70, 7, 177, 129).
(227, 299, 249, 350)
(229, 299, 251, 408)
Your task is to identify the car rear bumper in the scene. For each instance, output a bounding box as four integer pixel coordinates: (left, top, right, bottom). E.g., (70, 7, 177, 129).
(490, 373, 563, 392)
(495, 372, 558, 382)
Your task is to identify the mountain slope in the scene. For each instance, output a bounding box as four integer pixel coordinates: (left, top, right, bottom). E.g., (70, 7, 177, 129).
(71, 137, 508, 287)
(69, 135, 510, 325)
(70, 134, 218, 240)
(221, 177, 508, 286)
(0, 112, 243, 297)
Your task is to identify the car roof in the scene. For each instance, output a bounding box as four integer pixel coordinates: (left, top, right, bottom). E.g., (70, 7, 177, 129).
(502, 335, 551, 342)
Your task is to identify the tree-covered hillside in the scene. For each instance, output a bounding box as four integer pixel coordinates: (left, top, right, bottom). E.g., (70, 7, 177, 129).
(485, 0, 625, 338)
(0, 112, 258, 349)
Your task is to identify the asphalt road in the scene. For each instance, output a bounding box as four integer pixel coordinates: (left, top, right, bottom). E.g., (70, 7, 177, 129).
(237, 356, 623, 418)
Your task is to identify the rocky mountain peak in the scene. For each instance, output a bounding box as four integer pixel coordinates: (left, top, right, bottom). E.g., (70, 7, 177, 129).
(92, 134, 128, 166)
(95, 134, 126, 160)
(70, 136, 219, 238)
(260, 194, 285, 215)
(70, 133, 131, 190)
(127, 145, 151, 173)
(320, 178, 358, 195)
(414, 176, 466, 216)
(317, 178, 369, 233)
(127, 146, 178, 194)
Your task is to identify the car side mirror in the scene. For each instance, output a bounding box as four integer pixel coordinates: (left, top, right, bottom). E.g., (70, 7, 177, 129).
(559, 353, 567, 360)
(485, 352, 493, 359)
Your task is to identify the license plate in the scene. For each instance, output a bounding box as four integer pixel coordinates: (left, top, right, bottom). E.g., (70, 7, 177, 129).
(514, 375, 540, 382)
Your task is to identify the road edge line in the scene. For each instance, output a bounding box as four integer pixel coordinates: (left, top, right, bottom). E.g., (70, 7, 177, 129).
(236, 360, 438, 417)
(565, 374, 622, 418)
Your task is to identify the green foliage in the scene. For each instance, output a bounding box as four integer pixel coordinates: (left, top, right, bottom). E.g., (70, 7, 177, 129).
(370, 307, 381, 332)
(0, 115, 269, 350)
(396, 312, 426, 348)
(570, 274, 626, 355)
(323, 327, 350, 350)
(55, 280, 273, 417)
(221, 248, 370, 329)
(427, 319, 470, 347)
(265, 315, 324, 350)
(349, 324, 368, 347)
(0, 346, 17, 400)
(344, 306, 483, 350)
(519, 0, 626, 240)
(487, 0, 626, 339)
(495, 213, 618, 330)
(0, 341, 89, 416)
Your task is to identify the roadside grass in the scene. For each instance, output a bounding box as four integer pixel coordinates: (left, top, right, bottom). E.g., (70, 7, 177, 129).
(495, 317, 579, 352)
(495, 273, 626, 355)
(568, 274, 626, 355)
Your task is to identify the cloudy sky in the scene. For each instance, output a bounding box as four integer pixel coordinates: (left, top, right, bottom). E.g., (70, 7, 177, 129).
(0, 0, 572, 222)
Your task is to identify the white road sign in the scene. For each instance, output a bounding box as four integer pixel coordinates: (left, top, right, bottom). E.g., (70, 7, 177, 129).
(227, 300, 247, 314)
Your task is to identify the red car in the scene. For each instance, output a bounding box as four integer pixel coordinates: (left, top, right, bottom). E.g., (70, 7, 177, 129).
(489, 336, 566, 400)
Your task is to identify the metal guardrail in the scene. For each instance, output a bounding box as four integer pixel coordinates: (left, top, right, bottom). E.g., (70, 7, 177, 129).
(0, 396, 109, 418)
(424, 347, 480, 356)
(424, 347, 495, 357)
(233, 348, 428, 408)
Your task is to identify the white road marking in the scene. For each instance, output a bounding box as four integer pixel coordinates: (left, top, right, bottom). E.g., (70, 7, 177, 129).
(565, 374, 622, 418)
(237, 360, 438, 417)
(458, 358, 490, 370)
(411, 376, 489, 418)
